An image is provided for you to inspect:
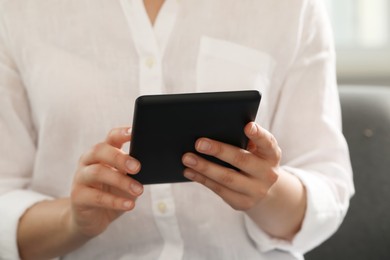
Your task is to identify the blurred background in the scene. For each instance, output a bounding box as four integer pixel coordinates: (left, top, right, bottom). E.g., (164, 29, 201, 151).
(325, 0, 390, 86)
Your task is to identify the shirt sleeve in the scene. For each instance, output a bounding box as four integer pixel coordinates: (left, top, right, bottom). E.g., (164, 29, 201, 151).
(0, 10, 53, 259)
(245, 0, 354, 254)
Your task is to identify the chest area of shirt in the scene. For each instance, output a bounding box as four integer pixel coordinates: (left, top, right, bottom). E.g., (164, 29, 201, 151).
(16, 0, 278, 125)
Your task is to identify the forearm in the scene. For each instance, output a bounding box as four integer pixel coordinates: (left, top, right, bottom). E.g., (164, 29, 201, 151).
(17, 198, 90, 260)
(17, 127, 143, 259)
(246, 168, 307, 240)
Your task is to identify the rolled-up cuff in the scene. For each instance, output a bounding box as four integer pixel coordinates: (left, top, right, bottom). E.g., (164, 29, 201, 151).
(244, 166, 344, 255)
(0, 189, 53, 259)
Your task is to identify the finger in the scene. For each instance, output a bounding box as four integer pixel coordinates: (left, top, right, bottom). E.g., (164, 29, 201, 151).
(105, 127, 132, 149)
(80, 164, 143, 197)
(244, 122, 282, 162)
(194, 138, 274, 181)
(182, 153, 262, 196)
(72, 186, 136, 211)
(80, 142, 140, 174)
(183, 153, 272, 198)
(183, 168, 258, 211)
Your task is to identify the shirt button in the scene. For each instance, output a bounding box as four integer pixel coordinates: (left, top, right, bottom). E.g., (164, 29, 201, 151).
(145, 57, 155, 69)
(157, 201, 167, 214)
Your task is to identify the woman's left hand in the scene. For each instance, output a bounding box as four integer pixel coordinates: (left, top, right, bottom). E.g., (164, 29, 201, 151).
(182, 122, 281, 211)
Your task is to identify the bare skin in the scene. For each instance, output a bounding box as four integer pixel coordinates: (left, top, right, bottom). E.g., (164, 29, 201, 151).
(182, 122, 306, 239)
(144, 0, 165, 25)
(17, 127, 143, 259)
(17, 122, 306, 259)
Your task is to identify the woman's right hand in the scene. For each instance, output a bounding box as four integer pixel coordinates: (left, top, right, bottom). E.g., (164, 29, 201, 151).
(70, 126, 143, 238)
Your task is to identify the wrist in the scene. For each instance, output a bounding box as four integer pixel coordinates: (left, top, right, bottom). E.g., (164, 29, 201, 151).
(61, 199, 91, 246)
(245, 168, 306, 240)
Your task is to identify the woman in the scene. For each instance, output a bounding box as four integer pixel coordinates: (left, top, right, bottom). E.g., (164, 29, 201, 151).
(0, 0, 354, 259)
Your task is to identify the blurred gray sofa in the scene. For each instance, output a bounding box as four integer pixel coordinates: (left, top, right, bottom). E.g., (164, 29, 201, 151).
(305, 85, 390, 260)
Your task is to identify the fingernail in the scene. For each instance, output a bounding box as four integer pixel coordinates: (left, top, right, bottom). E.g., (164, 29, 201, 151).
(197, 140, 211, 152)
(250, 123, 258, 135)
(123, 127, 132, 136)
(123, 200, 133, 209)
(130, 183, 143, 195)
(184, 170, 196, 180)
(183, 155, 197, 166)
(126, 159, 139, 172)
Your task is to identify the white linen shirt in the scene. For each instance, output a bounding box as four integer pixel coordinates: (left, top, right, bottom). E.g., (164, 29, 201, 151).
(0, 0, 354, 259)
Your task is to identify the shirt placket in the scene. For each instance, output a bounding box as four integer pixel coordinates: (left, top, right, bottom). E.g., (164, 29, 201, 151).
(150, 184, 184, 260)
(120, 0, 164, 95)
(119, 0, 183, 259)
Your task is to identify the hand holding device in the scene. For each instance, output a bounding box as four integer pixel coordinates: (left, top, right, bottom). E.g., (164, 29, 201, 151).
(71, 127, 143, 237)
(181, 122, 281, 211)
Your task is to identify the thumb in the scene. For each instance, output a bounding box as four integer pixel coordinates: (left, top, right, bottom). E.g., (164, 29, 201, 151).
(244, 122, 281, 163)
(105, 127, 132, 149)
